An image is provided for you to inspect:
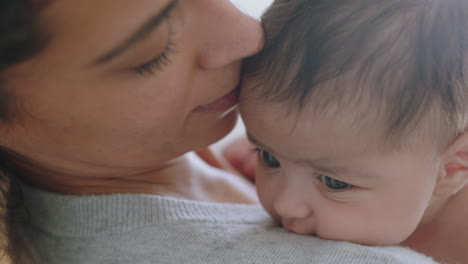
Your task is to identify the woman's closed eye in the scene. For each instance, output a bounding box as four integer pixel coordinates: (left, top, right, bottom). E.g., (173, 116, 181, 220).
(255, 148, 281, 169)
(319, 175, 353, 191)
(133, 33, 177, 76)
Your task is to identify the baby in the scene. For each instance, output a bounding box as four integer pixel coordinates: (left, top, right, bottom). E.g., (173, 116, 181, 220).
(239, 0, 468, 263)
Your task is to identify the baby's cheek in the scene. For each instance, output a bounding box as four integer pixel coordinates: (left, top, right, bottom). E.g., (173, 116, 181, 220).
(316, 210, 413, 246)
(256, 175, 281, 223)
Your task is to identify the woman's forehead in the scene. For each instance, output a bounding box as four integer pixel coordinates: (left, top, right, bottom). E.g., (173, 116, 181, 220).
(38, 0, 174, 60)
(43, 0, 172, 29)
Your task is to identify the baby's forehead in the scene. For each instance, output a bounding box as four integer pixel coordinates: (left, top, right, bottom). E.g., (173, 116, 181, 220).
(249, 88, 443, 154)
(245, 0, 467, 153)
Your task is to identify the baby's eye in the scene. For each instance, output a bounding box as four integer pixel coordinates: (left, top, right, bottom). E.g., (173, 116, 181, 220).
(256, 149, 281, 168)
(319, 175, 351, 191)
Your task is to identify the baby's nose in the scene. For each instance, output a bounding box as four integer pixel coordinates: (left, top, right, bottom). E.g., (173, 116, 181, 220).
(272, 188, 313, 220)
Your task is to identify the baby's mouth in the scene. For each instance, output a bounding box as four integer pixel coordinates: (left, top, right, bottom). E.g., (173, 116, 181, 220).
(282, 218, 314, 235)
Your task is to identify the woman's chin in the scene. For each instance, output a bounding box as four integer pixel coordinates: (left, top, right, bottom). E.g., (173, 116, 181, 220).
(188, 108, 239, 149)
(210, 108, 239, 144)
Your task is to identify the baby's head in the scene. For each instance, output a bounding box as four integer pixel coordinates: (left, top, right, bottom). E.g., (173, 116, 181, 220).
(240, 0, 468, 246)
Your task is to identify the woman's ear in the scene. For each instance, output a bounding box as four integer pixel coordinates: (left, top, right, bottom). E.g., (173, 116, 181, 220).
(436, 132, 468, 197)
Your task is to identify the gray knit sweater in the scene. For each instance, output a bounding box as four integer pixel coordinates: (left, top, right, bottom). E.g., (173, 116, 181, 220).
(20, 184, 438, 264)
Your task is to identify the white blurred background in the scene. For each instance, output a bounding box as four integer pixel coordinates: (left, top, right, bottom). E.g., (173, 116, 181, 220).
(231, 0, 274, 18)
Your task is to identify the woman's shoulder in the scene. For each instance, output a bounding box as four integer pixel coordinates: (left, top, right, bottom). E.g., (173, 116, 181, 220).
(221, 227, 438, 264)
(114, 223, 439, 264)
(21, 184, 437, 264)
(27, 220, 439, 264)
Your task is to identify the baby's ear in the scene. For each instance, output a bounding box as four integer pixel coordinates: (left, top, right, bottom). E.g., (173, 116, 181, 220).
(436, 133, 468, 197)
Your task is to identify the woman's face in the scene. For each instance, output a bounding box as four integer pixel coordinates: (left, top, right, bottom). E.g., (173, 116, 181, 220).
(2, 0, 263, 176)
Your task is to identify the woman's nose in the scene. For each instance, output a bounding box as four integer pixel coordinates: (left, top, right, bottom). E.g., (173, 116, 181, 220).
(197, 1, 265, 69)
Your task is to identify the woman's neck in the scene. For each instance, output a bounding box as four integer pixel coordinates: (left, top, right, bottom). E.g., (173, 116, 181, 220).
(17, 151, 257, 204)
(402, 186, 468, 264)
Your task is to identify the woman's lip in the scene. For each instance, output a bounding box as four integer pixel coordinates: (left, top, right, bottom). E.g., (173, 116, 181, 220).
(194, 87, 239, 112)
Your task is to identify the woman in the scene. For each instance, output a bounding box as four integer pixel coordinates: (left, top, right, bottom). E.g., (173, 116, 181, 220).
(0, 0, 439, 263)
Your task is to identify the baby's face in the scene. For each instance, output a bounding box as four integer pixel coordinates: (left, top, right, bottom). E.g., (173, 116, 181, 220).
(239, 86, 442, 246)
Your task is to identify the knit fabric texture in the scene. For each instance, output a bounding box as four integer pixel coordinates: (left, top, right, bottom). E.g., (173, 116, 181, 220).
(20, 184, 439, 264)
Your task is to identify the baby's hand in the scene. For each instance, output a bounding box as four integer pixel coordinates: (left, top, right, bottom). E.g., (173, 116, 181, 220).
(223, 137, 257, 182)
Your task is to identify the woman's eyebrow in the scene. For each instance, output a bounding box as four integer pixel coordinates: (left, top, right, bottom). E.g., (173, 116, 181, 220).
(92, 0, 179, 66)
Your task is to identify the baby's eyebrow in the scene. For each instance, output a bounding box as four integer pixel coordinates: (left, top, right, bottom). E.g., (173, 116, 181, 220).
(246, 132, 280, 157)
(302, 159, 377, 182)
(247, 131, 297, 162)
(248, 131, 342, 172)
(302, 159, 350, 177)
(247, 131, 377, 181)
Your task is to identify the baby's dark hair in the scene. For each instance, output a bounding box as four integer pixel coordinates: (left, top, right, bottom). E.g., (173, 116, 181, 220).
(246, 0, 468, 148)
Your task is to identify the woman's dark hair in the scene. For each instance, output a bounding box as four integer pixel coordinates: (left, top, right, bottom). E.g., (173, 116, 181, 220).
(0, 0, 49, 263)
(247, 0, 468, 147)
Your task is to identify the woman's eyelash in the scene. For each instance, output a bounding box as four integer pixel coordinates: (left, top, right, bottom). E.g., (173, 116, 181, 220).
(134, 34, 178, 76)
